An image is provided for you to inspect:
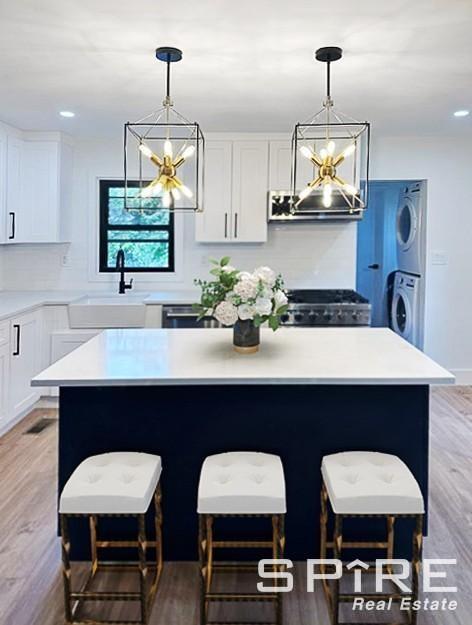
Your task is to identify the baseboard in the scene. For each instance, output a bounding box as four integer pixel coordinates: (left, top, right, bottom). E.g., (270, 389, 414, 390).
(0, 396, 58, 438)
(449, 369, 472, 385)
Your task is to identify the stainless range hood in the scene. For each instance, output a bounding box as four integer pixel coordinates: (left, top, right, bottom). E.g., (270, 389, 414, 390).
(268, 191, 364, 222)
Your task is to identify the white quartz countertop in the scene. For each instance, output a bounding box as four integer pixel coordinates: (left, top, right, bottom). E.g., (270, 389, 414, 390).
(0, 290, 199, 321)
(32, 327, 454, 387)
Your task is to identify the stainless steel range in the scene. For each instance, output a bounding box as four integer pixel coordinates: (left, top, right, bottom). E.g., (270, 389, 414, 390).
(281, 289, 371, 326)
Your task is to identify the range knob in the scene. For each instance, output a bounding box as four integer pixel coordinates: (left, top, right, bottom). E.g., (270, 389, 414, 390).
(323, 310, 333, 321)
(351, 311, 359, 320)
(281, 313, 290, 323)
(308, 311, 318, 321)
(294, 312, 304, 323)
(337, 310, 344, 319)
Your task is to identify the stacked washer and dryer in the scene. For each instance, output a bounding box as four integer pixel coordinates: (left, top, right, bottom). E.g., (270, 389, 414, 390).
(391, 182, 426, 349)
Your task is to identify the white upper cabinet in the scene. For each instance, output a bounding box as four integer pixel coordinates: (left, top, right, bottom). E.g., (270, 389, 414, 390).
(195, 139, 268, 243)
(195, 141, 233, 243)
(231, 141, 268, 242)
(3, 132, 72, 244)
(0, 129, 6, 243)
(269, 140, 314, 192)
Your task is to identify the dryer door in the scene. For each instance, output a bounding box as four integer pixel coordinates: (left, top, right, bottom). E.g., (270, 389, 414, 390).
(392, 289, 412, 340)
(396, 196, 418, 252)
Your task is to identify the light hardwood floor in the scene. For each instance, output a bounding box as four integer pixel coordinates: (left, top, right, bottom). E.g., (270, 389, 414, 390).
(0, 387, 470, 625)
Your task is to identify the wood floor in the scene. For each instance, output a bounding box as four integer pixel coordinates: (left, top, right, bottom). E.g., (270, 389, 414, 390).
(0, 387, 470, 625)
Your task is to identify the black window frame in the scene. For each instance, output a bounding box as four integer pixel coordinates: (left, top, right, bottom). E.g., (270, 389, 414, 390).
(99, 179, 175, 273)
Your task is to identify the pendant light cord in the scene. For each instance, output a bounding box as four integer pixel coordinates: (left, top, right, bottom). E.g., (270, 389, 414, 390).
(326, 61, 331, 101)
(166, 59, 171, 100)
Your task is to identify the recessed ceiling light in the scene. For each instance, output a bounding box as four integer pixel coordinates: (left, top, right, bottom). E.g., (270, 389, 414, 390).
(453, 109, 470, 117)
(59, 111, 75, 118)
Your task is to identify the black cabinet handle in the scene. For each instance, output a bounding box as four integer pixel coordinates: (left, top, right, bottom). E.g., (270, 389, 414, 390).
(224, 213, 228, 238)
(8, 212, 15, 240)
(12, 324, 20, 356)
(368, 263, 380, 270)
(234, 213, 238, 238)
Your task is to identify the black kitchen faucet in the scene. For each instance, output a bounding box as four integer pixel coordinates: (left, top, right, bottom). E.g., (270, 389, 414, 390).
(115, 249, 133, 294)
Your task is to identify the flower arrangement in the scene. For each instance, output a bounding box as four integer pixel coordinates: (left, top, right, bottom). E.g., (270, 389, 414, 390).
(194, 257, 288, 330)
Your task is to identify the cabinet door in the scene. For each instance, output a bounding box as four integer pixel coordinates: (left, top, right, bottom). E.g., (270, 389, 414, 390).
(195, 141, 232, 243)
(0, 322, 10, 424)
(269, 140, 314, 193)
(5, 136, 22, 243)
(231, 141, 268, 243)
(9, 310, 41, 417)
(0, 130, 6, 243)
(21, 141, 60, 242)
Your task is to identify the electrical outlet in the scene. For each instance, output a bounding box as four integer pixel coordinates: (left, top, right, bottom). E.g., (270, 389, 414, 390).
(61, 253, 71, 267)
(431, 251, 448, 266)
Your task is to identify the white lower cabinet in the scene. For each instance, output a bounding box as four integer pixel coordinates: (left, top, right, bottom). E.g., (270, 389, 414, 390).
(0, 322, 10, 423)
(9, 310, 41, 418)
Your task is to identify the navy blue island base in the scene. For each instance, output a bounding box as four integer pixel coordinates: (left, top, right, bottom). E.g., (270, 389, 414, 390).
(59, 383, 429, 561)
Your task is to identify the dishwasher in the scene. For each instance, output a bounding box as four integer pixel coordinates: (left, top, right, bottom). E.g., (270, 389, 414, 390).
(161, 305, 222, 329)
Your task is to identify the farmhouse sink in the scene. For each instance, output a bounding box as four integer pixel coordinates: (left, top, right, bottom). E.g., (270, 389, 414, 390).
(69, 294, 149, 328)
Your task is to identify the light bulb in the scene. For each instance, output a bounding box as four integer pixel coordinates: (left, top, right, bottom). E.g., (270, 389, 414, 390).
(327, 140, 336, 155)
(298, 186, 313, 201)
(171, 188, 181, 201)
(342, 144, 356, 158)
(180, 185, 193, 199)
(164, 139, 173, 158)
(181, 145, 195, 160)
(162, 191, 171, 208)
(320, 148, 328, 160)
(343, 183, 357, 196)
(323, 183, 332, 208)
(300, 146, 313, 160)
(139, 143, 153, 159)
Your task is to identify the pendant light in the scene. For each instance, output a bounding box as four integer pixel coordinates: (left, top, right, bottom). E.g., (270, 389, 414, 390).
(291, 47, 370, 213)
(124, 46, 204, 212)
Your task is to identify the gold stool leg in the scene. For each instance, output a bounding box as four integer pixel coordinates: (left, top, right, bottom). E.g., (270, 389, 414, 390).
(272, 514, 284, 625)
(410, 514, 423, 625)
(199, 514, 208, 625)
(205, 516, 214, 594)
(154, 484, 163, 587)
(320, 483, 331, 606)
(386, 515, 395, 574)
(332, 514, 343, 625)
(89, 515, 99, 577)
(138, 514, 148, 624)
(60, 514, 73, 624)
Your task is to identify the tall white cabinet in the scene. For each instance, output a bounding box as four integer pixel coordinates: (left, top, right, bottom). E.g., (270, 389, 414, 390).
(195, 140, 268, 243)
(9, 310, 41, 417)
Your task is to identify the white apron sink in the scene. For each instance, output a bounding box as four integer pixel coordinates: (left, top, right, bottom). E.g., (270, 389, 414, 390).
(69, 294, 148, 328)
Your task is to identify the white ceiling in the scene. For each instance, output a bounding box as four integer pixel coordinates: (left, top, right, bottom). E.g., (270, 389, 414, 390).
(0, 0, 471, 137)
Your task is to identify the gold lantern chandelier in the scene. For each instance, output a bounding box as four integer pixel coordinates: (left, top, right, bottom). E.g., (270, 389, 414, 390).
(291, 47, 370, 214)
(124, 47, 204, 212)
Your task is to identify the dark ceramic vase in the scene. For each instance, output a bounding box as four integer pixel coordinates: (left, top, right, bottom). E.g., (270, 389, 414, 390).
(233, 319, 260, 353)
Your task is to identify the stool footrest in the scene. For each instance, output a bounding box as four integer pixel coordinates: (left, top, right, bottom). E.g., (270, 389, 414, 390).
(206, 593, 277, 602)
(96, 540, 158, 549)
(213, 541, 273, 549)
(70, 591, 141, 601)
(326, 541, 388, 549)
(213, 563, 259, 573)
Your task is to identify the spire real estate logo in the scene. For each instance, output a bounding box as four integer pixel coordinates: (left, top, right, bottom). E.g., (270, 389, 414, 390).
(257, 559, 458, 613)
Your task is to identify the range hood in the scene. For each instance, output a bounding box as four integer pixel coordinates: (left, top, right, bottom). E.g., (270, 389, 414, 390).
(268, 191, 364, 223)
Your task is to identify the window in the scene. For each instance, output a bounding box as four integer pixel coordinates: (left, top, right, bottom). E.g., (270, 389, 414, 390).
(99, 180, 175, 273)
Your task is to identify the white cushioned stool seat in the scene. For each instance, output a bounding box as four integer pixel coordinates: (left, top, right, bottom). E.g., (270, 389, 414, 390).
(60, 452, 162, 514)
(321, 451, 424, 515)
(198, 452, 286, 514)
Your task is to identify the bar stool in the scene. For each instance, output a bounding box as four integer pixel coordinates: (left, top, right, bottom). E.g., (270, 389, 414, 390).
(59, 452, 163, 625)
(198, 451, 286, 625)
(320, 451, 424, 625)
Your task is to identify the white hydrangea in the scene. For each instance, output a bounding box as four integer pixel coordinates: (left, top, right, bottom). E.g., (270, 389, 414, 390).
(254, 297, 273, 316)
(254, 266, 276, 287)
(234, 276, 258, 301)
(221, 265, 236, 273)
(273, 290, 288, 310)
(225, 290, 238, 304)
(238, 304, 255, 320)
(214, 301, 239, 326)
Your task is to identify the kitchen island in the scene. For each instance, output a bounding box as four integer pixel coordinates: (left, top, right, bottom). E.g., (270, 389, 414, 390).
(33, 327, 454, 560)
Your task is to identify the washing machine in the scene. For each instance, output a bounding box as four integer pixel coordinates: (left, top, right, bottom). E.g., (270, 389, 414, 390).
(391, 271, 423, 348)
(396, 181, 426, 275)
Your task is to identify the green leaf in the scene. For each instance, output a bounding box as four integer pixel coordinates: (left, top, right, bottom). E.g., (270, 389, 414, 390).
(268, 316, 279, 331)
(210, 268, 221, 276)
(220, 256, 231, 267)
(276, 304, 289, 315)
(210, 258, 219, 265)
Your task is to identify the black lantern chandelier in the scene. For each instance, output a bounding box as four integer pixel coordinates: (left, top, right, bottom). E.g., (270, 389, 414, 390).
(124, 46, 204, 212)
(291, 47, 370, 214)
